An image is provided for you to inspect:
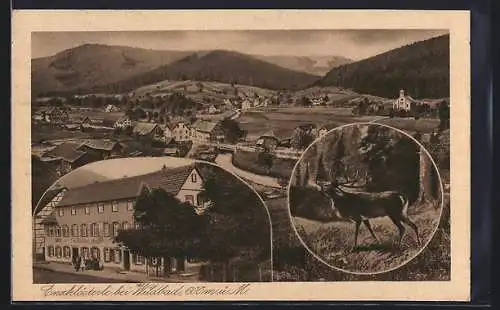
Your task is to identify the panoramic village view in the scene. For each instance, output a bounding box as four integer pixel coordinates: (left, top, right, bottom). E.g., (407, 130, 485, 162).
(32, 30, 451, 283)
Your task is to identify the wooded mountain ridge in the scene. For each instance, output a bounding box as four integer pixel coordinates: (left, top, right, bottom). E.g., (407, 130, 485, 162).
(315, 34, 450, 98)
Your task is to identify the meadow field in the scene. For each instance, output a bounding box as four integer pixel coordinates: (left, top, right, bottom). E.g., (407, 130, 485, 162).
(293, 199, 442, 274)
(237, 107, 440, 139)
(232, 148, 296, 180)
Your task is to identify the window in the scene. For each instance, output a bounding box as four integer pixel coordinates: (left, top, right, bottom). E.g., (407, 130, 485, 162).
(133, 254, 144, 265)
(62, 225, 69, 237)
(81, 247, 89, 259)
(48, 226, 54, 237)
(84, 207, 90, 215)
(112, 222, 120, 237)
(58, 209, 64, 217)
(150, 257, 160, 266)
(48, 246, 54, 257)
(56, 226, 61, 237)
(71, 224, 79, 237)
(126, 201, 134, 211)
(80, 224, 88, 237)
(63, 246, 71, 259)
(114, 249, 122, 264)
(91, 223, 99, 237)
(112, 201, 118, 212)
(197, 195, 204, 207)
(103, 223, 110, 237)
(97, 203, 104, 214)
(184, 195, 194, 205)
(55, 246, 62, 258)
(104, 248, 111, 263)
(191, 173, 197, 183)
(122, 221, 130, 230)
(91, 247, 100, 259)
(71, 208, 76, 215)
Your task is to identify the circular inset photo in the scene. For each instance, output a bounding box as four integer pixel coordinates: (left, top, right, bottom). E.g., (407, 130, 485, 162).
(287, 123, 444, 274)
(33, 157, 272, 283)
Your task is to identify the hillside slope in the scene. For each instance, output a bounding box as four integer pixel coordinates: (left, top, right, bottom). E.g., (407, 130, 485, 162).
(92, 50, 321, 93)
(31, 44, 192, 96)
(315, 35, 450, 98)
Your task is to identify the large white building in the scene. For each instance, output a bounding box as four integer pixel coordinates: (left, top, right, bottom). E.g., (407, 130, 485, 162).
(393, 89, 418, 112)
(33, 164, 208, 276)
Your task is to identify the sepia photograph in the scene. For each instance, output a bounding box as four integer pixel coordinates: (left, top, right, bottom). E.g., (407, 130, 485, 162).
(288, 123, 445, 275)
(33, 157, 272, 283)
(12, 10, 470, 301)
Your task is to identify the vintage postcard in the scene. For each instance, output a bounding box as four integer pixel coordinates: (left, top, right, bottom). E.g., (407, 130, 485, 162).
(12, 10, 470, 301)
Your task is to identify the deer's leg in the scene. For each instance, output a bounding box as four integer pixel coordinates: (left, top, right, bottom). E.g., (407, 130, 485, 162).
(401, 216, 421, 246)
(389, 216, 406, 248)
(363, 220, 380, 244)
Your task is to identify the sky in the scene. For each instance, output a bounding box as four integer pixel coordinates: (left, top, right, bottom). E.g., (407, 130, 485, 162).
(32, 29, 448, 61)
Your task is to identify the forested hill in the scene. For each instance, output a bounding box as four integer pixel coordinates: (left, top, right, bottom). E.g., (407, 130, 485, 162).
(314, 34, 450, 98)
(32, 44, 192, 97)
(87, 50, 321, 93)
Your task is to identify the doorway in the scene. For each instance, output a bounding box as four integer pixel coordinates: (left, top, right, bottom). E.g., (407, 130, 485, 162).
(72, 247, 79, 260)
(123, 250, 130, 271)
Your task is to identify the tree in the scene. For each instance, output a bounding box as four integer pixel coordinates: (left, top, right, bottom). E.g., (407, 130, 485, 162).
(31, 155, 60, 211)
(114, 187, 206, 276)
(135, 107, 146, 119)
(438, 101, 450, 131)
(299, 96, 312, 107)
(291, 127, 314, 150)
(220, 118, 245, 143)
(198, 165, 271, 281)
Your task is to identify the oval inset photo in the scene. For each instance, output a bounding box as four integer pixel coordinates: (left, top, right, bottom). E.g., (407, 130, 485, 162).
(33, 157, 272, 283)
(287, 123, 444, 274)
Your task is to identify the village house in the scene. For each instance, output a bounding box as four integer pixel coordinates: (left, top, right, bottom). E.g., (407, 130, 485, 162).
(256, 131, 280, 151)
(40, 107, 69, 125)
(114, 116, 133, 129)
(159, 124, 173, 144)
(33, 164, 209, 276)
(133, 122, 163, 142)
(393, 89, 419, 112)
(190, 120, 224, 142)
(171, 122, 191, 142)
(241, 99, 252, 110)
(208, 105, 219, 114)
(41, 142, 97, 176)
(78, 140, 123, 160)
(104, 104, 120, 113)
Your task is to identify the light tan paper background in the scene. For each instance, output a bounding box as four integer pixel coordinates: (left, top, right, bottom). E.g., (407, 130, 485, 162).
(12, 10, 471, 301)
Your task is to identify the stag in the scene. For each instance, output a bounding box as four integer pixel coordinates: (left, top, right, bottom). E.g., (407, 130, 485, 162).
(312, 167, 421, 250)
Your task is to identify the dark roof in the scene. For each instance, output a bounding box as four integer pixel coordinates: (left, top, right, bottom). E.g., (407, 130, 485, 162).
(133, 122, 158, 135)
(43, 142, 87, 163)
(191, 120, 219, 133)
(81, 139, 120, 151)
(56, 164, 199, 207)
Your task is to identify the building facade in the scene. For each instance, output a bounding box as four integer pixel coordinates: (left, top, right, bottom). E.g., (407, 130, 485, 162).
(172, 122, 191, 142)
(393, 89, 418, 112)
(34, 164, 207, 275)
